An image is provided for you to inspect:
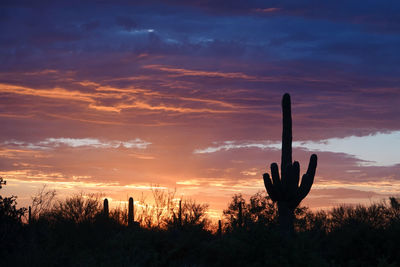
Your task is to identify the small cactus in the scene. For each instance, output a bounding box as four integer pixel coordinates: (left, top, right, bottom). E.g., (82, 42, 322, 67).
(218, 219, 222, 237)
(128, 197, 134, 226)
(263, 93, 318, 235)
(238, 201, 243, 228)
(28, 206, 32, 224)
(103, 198, 109, 217)
(178, 199, 182, 228)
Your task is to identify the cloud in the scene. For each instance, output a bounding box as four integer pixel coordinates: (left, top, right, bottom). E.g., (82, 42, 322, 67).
(3, 138, 151, 150)
(193, 141, 280, 154)
(194, 131, 400, 167)
(303, 187, 390, 209)
(143, 65, 330, 83)
(0, 81, 240, 115)
(143, 65, 265, 81)
(293, 131, 400, 167)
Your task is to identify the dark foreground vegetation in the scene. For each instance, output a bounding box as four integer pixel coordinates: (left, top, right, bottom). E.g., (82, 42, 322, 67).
(1, 178, 400, 266)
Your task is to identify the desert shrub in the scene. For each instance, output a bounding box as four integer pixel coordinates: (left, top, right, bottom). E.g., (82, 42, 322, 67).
(165, 198, 210, 230)
(109, 205, 128, 225)
(50, 193, 102, 224)
(223, 192, 308, 232)
(133, 187, 176, 229)
(223, 193, 247, 230)
(30, 185, 57, 221)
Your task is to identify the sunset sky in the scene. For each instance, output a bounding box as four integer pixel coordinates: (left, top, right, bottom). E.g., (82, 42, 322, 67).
(1, 1, 400, 218)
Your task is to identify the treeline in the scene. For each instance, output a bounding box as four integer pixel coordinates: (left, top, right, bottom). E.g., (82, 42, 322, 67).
(22, 185, 210, 230)
(1, 177, 400, 266)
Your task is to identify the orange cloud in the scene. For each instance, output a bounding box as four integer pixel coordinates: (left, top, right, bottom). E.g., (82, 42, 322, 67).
(0, 81, 239, 115)
(0, 83, 94, 102)
(0, 148, 47, 159)
(143, 64, 264, 81)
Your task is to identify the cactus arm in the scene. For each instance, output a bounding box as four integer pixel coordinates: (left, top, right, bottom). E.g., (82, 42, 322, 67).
(297, 154, 317, 202)
(263, 173, 278, 201)
(297, 174, 311, 202)
(306, 154, 318, 178)
(270, 163, 282, 199)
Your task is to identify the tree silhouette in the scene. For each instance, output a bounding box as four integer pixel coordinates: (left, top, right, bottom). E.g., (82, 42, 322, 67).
(0, 177, 26, 223)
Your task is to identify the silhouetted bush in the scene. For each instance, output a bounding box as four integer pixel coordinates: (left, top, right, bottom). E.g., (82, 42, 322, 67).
(165, 198, 210, 230)
(0, 177, 27, 256)
(52, 193, 102, 223)
(223, 192, 309, 233)
(30, 185, 57, 221)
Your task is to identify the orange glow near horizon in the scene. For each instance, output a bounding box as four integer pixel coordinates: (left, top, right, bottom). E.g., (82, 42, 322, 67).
(1, 57, 400, 220)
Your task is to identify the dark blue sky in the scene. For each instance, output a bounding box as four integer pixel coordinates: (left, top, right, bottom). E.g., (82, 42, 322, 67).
(2, 1, 400, 72)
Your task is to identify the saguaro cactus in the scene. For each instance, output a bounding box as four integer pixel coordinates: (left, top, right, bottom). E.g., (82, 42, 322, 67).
(218, 219, 222, 237)
(28, 206, 32, 224)
(178, 199, 182, 228)
(238, 201, 243, 228)
(103, 198, 109, 217)
(128, 197, 134, 226)
(263, 93, 318, 235)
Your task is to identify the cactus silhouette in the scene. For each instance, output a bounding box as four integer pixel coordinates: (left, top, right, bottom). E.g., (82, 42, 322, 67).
(128, 197, 134, 226)
(263, 93, 317, 235)
(178, 199, 182, 228)
(103, 198, 109, 217)
(238, 201, 243, 228)
(218, 219, 222, 237)
(28, 206, 32, 224)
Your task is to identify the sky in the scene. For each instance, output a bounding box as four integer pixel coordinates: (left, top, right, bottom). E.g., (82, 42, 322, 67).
(1, 1, 400, 219)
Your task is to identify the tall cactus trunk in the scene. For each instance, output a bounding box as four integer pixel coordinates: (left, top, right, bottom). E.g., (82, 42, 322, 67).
(279, 95, 294, 235)
(103, 198, 109, 217)
(263, 93, 318, 236)
(281, 93, 292, 179)
(128, 197, 134, 226)
(278, 202, 294, 235)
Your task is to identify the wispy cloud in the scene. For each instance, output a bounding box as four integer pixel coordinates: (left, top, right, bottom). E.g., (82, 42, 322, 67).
(0, 82, 238, 114)
(3, 138, 151, 150)
(143, 65, 328, 83)
(193, 141, 280, 154)
(143, 65, 264, 81)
